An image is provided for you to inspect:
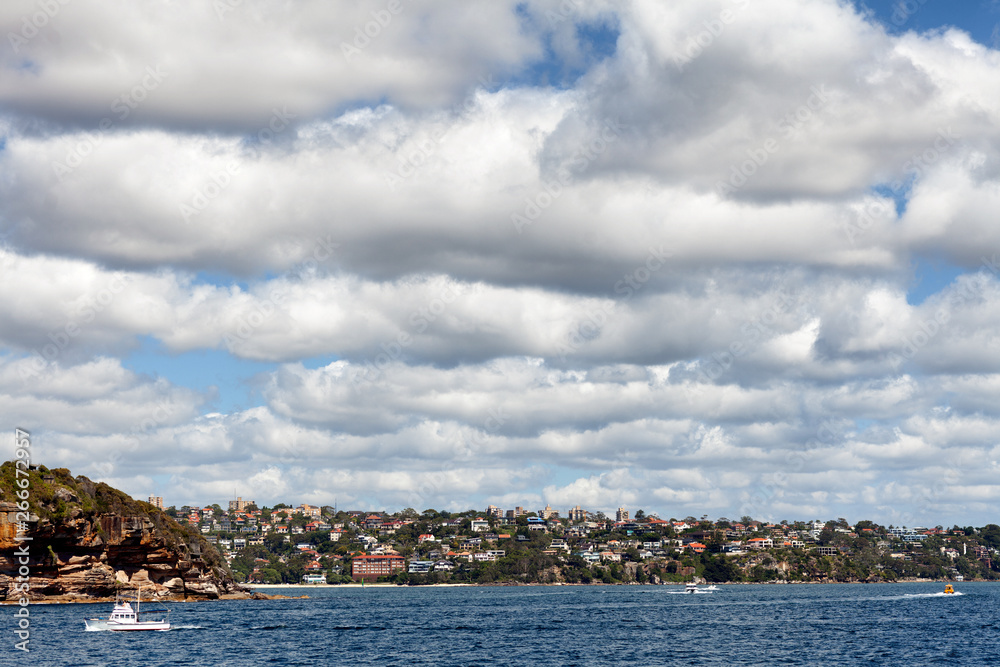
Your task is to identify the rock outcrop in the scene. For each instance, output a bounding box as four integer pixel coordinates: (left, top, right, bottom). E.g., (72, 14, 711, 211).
(0, 463, 247, 602)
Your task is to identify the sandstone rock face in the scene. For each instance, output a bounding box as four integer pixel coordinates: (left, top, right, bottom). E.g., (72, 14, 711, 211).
(0, 507, 244, 602)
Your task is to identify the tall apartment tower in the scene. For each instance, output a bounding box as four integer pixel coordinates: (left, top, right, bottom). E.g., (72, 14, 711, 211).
(229, 496, 253, 511)
(568, 505, 586, 522)
(148, 496, 163, 509)
(616, 507, 629, 522)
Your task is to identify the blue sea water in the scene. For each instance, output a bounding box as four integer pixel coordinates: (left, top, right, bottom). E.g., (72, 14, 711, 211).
(12, 582, 997, 666)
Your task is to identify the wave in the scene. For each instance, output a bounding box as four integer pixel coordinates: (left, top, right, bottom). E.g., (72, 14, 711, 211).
(900, 591, 964, 599)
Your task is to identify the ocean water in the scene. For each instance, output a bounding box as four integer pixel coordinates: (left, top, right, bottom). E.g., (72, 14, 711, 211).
(14, 582, 996, 666)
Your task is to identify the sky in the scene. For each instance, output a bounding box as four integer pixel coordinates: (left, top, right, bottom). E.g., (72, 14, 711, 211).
(2, 0, 1000, 527)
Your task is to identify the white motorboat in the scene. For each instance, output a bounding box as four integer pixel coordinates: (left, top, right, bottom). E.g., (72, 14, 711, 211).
(685, 583, 698, 594)
(84, 588, 170, 631)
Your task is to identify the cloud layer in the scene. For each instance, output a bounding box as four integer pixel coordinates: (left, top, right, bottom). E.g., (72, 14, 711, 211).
(2, 0, 1000, 524)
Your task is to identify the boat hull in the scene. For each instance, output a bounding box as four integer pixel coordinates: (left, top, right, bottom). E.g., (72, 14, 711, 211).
(85, 618, 170, 631)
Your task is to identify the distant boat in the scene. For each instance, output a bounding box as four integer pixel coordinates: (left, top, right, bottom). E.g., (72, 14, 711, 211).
(685, 583, 698, 594)
(84, 588, 170, 631)
(943, 584, 955, 595)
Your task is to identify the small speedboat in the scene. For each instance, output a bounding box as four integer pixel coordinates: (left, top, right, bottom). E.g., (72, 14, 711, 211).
(943, 584, 955, 595)
(685, 583, 698, 594)
(84, 588, 170, 631)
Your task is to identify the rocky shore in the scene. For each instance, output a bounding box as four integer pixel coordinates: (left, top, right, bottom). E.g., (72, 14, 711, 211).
(0, 464, 250, 603)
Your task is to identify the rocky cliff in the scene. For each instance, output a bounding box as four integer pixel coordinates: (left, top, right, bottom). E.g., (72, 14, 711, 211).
(0, 462, 247, 602)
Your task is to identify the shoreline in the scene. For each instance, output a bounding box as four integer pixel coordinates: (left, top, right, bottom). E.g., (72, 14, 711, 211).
(2, 579, 980, 604)
(245, 577, 974, 589)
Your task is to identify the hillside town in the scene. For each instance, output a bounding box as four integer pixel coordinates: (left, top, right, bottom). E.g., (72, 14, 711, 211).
(149, 496, 1000, 586)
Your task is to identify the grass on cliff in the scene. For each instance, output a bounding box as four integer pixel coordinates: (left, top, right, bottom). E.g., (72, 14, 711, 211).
(0, 460, 227, 573)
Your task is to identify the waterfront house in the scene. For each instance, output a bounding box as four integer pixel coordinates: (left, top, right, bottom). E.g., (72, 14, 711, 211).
(409, 560, 434, 573)
(351, 554, 405, 581)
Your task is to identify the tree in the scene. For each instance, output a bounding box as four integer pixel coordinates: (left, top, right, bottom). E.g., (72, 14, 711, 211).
(634, 510, 646, 521)
(260, 568, 282, 584)
(702, 555, 741, 582)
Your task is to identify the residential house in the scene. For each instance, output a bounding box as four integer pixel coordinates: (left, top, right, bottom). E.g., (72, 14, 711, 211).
(408, 560, 434, 573)
(549, 539, 570, 552)
(297, 504, 322, 518)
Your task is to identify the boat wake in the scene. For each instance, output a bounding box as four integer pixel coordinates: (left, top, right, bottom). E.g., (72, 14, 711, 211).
(900, 591, 964, 599)
(169, 625, 206, 630)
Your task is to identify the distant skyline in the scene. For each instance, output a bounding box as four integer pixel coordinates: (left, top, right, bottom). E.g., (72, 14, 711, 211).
(3, 1, 1000, 525)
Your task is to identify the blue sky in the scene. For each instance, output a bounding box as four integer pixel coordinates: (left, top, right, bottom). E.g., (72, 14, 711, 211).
(865, 0, 1000, 45)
